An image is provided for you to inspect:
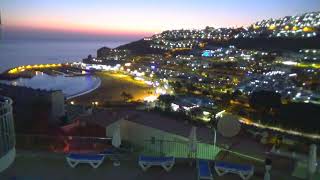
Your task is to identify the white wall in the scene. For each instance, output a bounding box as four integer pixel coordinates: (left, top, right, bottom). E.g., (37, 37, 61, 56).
(106, 119, 188, 144)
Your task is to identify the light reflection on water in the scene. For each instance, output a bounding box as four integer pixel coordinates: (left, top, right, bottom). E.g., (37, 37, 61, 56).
(0, 73, 101, 98)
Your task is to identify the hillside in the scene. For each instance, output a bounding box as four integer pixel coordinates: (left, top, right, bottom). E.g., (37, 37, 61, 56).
(116, 39, 165, 55)
(114, 12, 320, 53)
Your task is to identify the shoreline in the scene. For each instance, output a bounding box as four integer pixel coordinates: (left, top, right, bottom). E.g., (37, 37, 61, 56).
(66, 77, 101, 100)
(0, 64, 154, 105)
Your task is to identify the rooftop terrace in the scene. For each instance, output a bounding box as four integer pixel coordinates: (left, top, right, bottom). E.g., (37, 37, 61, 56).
(1, 150, 300, 180)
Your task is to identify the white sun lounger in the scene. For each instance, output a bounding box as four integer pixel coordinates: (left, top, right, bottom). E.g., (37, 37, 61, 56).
(66, 153, 105, 168)
(214, 161, 254, 180)
(138, 155, 175, 172)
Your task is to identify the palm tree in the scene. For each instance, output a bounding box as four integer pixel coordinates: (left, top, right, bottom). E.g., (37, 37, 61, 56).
(126, 93, 133, 102)
(121, 91, 133, 102)
(121, 91, 128, 102)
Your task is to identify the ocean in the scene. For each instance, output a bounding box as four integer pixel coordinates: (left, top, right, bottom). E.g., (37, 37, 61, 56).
(0, 39, 129, 73)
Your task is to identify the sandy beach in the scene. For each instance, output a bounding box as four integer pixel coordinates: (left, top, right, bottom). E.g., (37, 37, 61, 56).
(68, 72, 154, 105)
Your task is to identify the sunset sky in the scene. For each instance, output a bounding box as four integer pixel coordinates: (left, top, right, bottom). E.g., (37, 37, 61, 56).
(1, 0, 320, 40)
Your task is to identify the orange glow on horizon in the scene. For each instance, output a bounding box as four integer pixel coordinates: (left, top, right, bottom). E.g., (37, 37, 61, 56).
(7, 14, 156, 37)
(5, 13, 251, 37)
(7, 23, 154, 37)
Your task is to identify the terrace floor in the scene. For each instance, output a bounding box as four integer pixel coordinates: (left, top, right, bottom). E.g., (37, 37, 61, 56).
(1, 151, 301, 180)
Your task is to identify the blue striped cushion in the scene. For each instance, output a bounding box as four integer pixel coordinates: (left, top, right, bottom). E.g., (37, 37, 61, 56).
(215, 161, 252, 172)
(68, 153, 104, 161)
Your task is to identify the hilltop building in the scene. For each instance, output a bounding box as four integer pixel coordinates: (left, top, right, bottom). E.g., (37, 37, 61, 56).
(97, 47, 131, 61)
(97, 47, 111, 58)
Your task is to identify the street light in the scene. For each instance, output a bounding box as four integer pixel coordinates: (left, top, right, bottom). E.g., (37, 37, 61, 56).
(91, 101, 98, 105)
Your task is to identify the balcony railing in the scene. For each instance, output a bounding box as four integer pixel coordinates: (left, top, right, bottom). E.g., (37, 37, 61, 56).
(142, 138, 264, 163)
(143, 139, 221, 160)
(0, 132, 15, 157)
(0, 96, 15, 158)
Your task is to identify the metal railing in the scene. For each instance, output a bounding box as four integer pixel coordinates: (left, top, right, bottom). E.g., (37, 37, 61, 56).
(142, 139, 264, 163)
(143, 139, 220, 160)
(0, 133, 15, 156)
(13, 134, 265, 164)
(0, 96, 15, 157)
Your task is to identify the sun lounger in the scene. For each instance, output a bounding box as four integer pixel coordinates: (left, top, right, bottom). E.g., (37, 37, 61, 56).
(66, 153, 105, 168)
(138, 155, 175, 172)
(214, 161, 254, 180)
(197, 160, 213, 180)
